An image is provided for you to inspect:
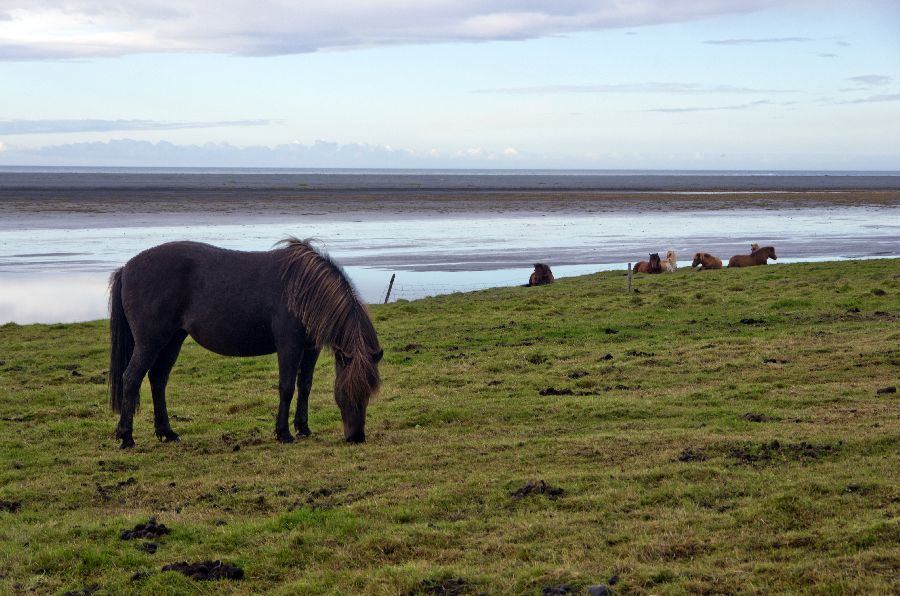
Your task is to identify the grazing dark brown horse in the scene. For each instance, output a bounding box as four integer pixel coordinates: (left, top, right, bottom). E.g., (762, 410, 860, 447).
(691, 252, 723, 270)
(729, 246, 777, 267)
(527, 263, 555, 286)
(109, 239, 382, 449)
(633, 253, 662, 274)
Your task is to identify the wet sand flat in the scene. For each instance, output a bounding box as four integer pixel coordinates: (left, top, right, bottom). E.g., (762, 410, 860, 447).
(2, 189, 899, 231)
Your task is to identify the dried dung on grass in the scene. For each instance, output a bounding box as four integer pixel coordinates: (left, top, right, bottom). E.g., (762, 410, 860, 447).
(405, 577, 472, 595)
(510, 480, 564, 500)
(121, 517, 171, 540)
(162, 560, 244, 581)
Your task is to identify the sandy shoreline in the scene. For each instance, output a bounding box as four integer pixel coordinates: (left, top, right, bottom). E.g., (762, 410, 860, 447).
(2, 190, 899, 231)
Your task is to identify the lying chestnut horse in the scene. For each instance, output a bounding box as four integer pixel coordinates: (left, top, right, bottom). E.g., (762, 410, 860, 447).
(691, 252, 722, 270)
(528, 263, 555, 286)
(660, 250, 677, 273)
(633, 253, 662, 274)
(729, 246, 777, 267)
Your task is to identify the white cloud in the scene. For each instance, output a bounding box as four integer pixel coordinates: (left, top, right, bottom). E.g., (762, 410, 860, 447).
(702, 36, 813, 45)
(0, 119, 276, 135)
(0, 1, 791, 60)
(646, 100, 774, 112)
(833, 93, 900, 105)
(0, 138, 534, 167)
(847, 74, 892, 86)
(474, 82, 796, 94)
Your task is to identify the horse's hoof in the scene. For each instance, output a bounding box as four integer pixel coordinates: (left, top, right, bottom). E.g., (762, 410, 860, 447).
(157, 431, 180, 443)
(295, 427, 312, 438)
(277, 433, 295, 444)
(120, 438, 135, 449)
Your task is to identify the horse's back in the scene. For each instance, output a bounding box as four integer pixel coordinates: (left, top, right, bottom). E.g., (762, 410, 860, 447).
(120, 242, 286, 355)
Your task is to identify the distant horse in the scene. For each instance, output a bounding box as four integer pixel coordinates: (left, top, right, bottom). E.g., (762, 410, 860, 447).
(527, 263, 555, 286)
(633, 253, 662, 274)
(109, 239, 383, 449)
(691, 252, 723, 270)
(750, 243, 760, 253)
(729, 246, 777, 268)
(660, 250, 677, 273)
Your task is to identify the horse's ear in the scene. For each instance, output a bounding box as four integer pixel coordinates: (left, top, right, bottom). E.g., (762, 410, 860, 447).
(374, 348, 384, 363)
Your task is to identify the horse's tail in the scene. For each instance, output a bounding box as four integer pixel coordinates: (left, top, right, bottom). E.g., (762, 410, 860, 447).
(109, 268, 134, 414)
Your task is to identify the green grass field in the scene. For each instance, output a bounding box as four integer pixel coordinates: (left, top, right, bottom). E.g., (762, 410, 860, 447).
(1, 259, 898, 595)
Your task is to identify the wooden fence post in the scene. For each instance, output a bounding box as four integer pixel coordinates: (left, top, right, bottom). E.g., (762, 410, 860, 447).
(383, 274, 396, 304)
(627, 263, 632, 292)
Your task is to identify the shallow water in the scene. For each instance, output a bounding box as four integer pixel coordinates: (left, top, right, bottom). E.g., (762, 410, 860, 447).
(1, 203, 897, 324)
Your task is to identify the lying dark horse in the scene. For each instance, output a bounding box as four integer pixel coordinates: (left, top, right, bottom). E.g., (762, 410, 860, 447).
(728, 246, 777, 267)
(109, 238, 382, 449)
(633, 253, 662, 274)
(527, 263, 555, 286)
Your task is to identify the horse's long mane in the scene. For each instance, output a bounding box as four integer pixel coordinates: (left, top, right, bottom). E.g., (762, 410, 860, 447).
(277, 238, 380, 402)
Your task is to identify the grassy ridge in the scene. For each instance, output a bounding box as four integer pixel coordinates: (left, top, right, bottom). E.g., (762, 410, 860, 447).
(0, 259, 898, 594)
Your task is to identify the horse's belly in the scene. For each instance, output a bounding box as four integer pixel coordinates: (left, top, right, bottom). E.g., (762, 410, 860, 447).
(188, 319, 276, 357)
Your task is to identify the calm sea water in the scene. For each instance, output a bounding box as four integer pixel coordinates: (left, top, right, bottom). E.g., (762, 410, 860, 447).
(1, 168, 898, 323)
(2, 166, 899, 192)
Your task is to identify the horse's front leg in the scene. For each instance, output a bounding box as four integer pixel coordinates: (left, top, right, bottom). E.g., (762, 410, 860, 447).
(275, 348, 300, 443)
(294, 345, 321, 438)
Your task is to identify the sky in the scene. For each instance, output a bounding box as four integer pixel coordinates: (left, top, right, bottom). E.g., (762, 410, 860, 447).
(0, 0, 898, 170)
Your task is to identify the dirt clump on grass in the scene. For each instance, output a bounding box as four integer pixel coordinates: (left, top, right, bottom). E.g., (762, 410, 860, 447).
(730, 440, 838, 465)
(542, 585, 578, 595)
(405, 577, 473, 595)
(162, 560, 244, 581)
(120, 517, 171, 540)
(510, 480, 564, 500)
(742, 412, 771, 422)
(0, 500, 21, 513)
(539, 387, 574, 396)
(876, 386, 896, 394)
(138, 542, 158, 554)
(678, 448, 707, 462)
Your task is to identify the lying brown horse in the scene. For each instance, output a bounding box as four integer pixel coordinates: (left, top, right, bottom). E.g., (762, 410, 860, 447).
(528, 263, 555, 286)
(729, 246, 777, 267)
(691, 252, 722, 270)
(633, 253, 662, 274)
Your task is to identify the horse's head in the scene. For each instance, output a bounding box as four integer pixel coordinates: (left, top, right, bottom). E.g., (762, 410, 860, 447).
(763, 246, 777, 260)
(666, 250, 676, 261)
(333, 345, 382, 443)
(692, 253, 703, 267)
(750, 243, 760, 253)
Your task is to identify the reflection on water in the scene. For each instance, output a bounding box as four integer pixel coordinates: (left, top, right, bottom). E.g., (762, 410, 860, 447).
(1, 273, 110, 324)
(0, 205, 897, 323)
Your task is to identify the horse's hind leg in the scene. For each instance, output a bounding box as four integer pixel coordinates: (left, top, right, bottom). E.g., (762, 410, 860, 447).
(148, 330, 188, 443)
(294, 345, 321, 438)
(275, 347, 301, 443)
(116, 346, 159, 449)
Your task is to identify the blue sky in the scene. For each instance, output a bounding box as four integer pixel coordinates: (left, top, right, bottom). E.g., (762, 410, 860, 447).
(0, 0, 898, 169)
